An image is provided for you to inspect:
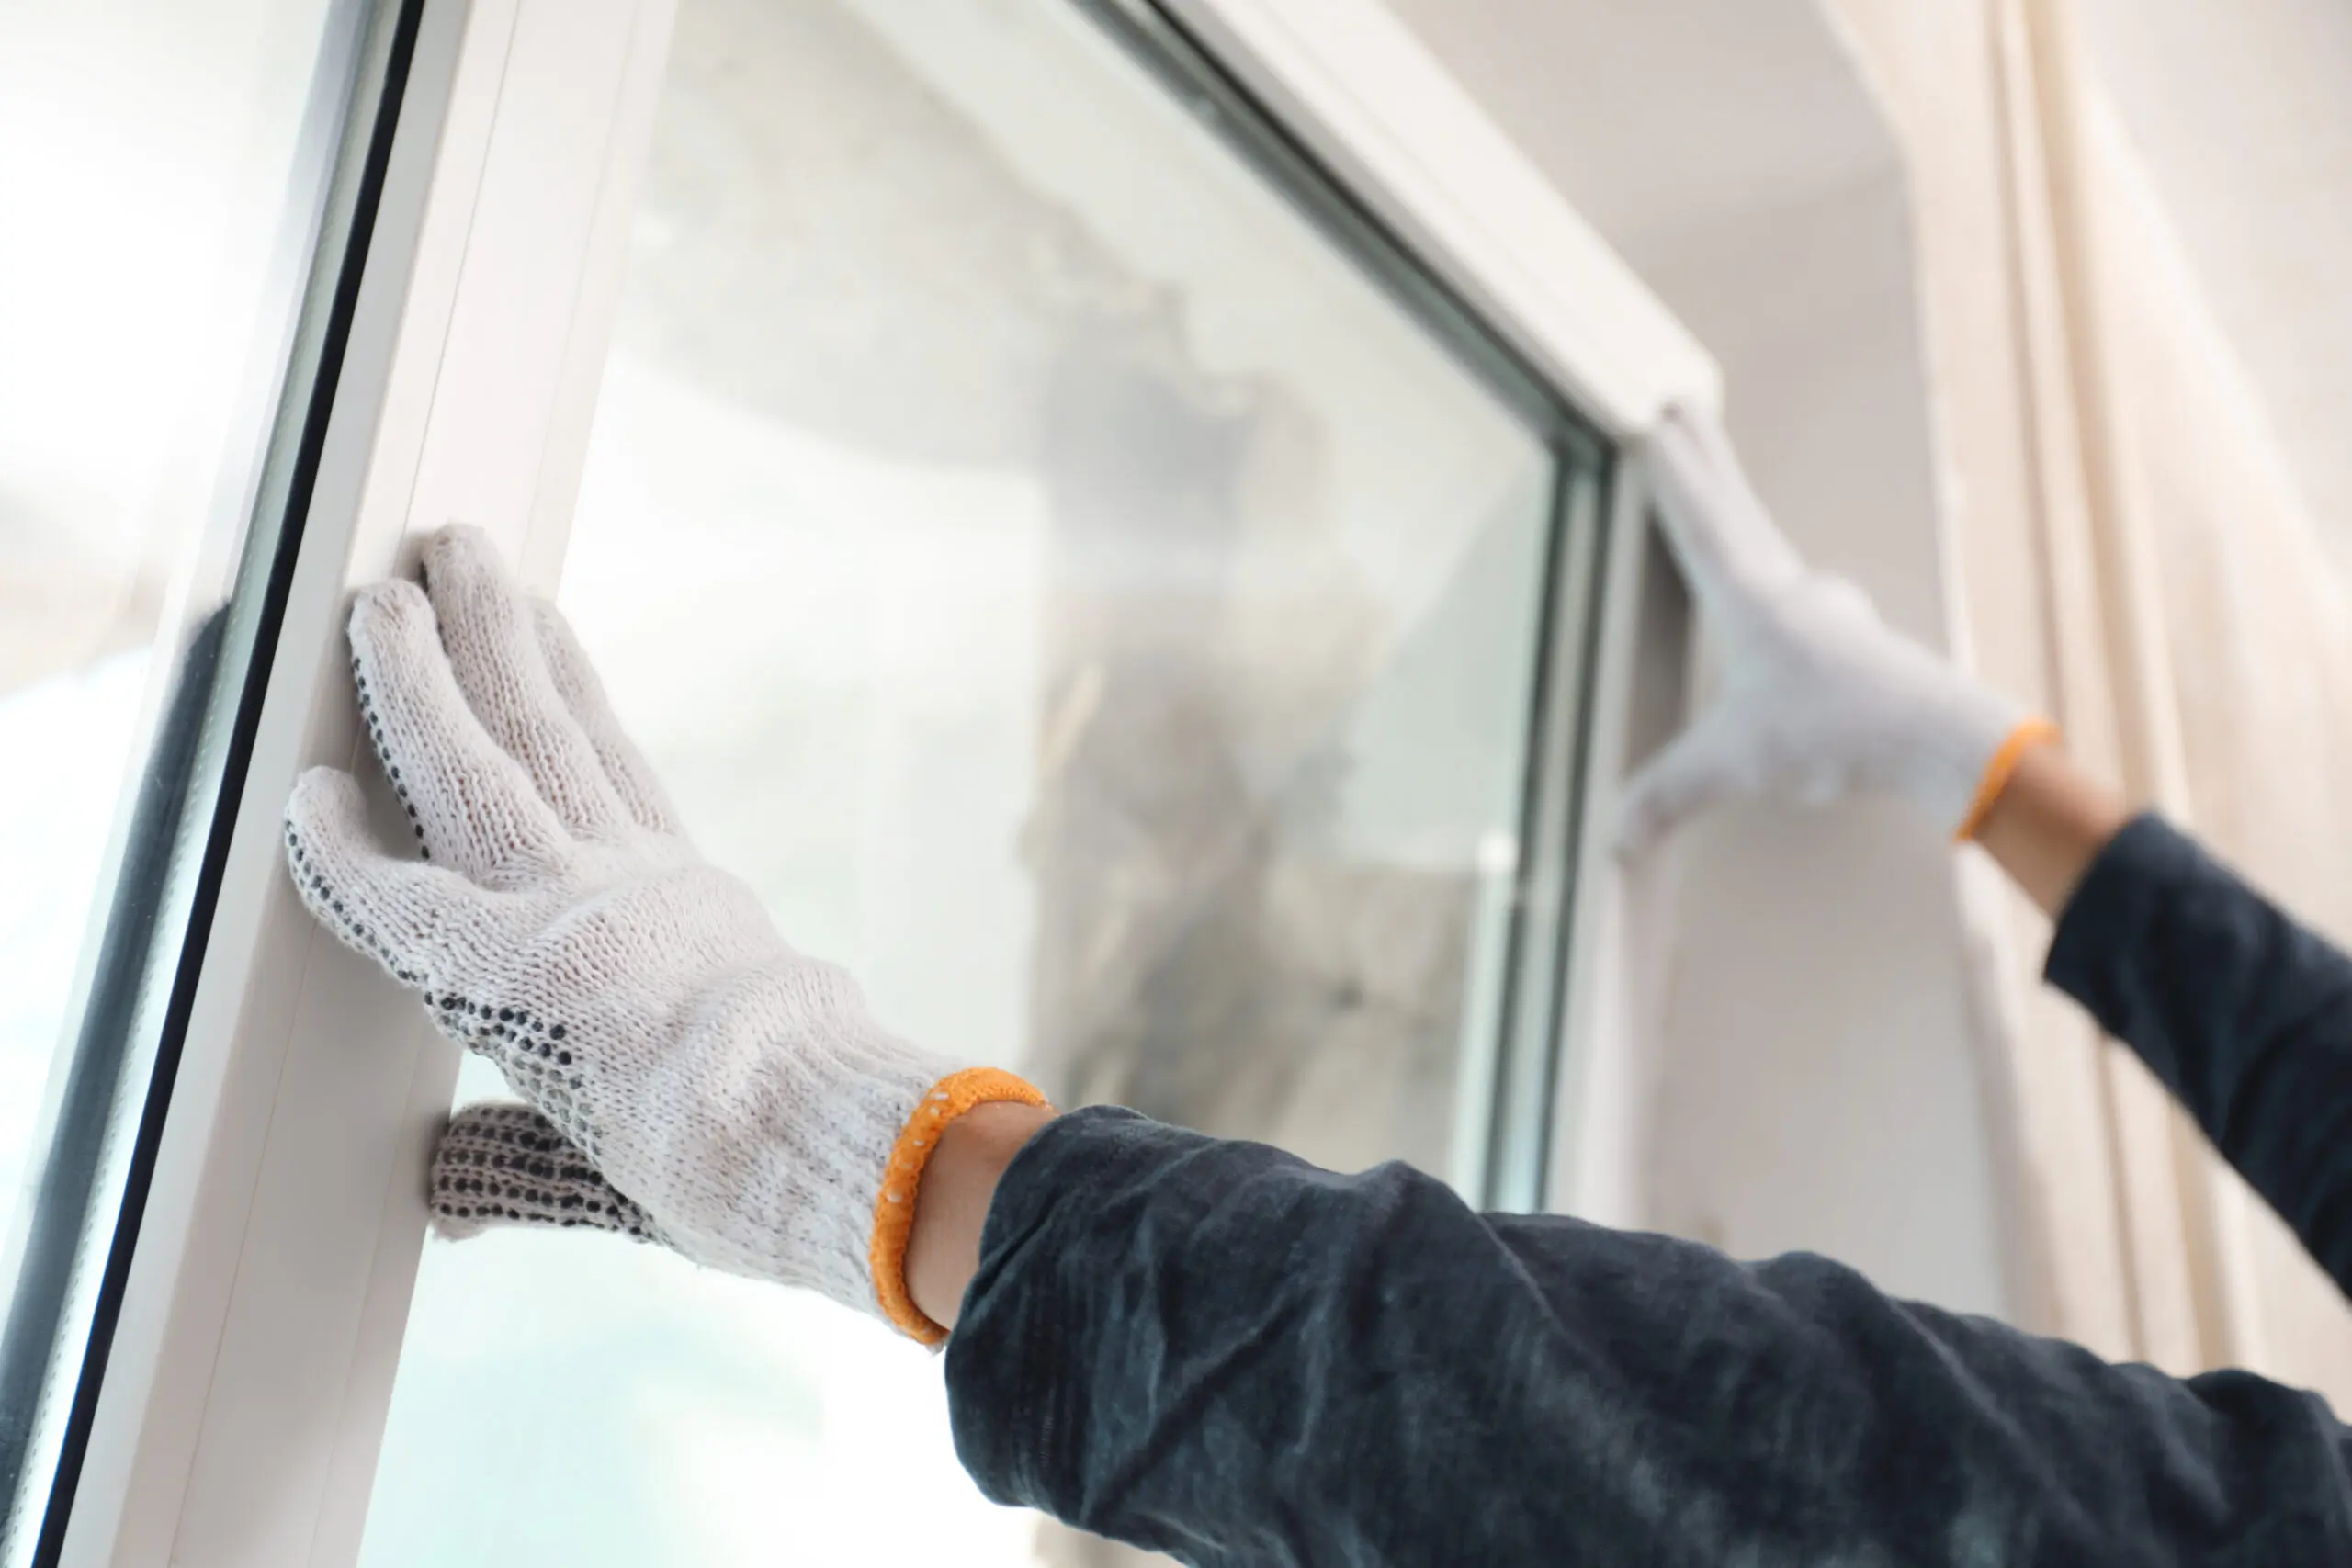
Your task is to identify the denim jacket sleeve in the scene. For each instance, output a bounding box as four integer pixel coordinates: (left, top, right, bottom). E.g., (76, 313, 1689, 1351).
(2047, 814, 2352, 1295)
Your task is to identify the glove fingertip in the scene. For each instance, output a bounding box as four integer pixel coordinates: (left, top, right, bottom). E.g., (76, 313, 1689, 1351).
(422, 521, 507, 572)
(283, 766, 394, 870)
(1614, 750, 1730, 860)
(1612, 787, 1675, 860)
(287, 761, 364, 823)
(419, 525, 522, 618)
(348, 576, 433, 637)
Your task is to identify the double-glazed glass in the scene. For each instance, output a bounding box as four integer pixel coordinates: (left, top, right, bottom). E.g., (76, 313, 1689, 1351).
(0, 0, 403, 1555)
(362, 1, 1594, 1563)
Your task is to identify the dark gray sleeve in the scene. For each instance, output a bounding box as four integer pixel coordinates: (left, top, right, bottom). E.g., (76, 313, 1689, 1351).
(2047, 814, 2352, 1295)
(946, 1107, 2352, 1567)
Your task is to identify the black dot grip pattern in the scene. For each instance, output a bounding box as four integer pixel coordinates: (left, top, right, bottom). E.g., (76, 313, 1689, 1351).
(283, 820, 426, 987)
(284, 816, 604, 1170)
(353, 657, 429, 858)
(430, 1101, 661, 1242)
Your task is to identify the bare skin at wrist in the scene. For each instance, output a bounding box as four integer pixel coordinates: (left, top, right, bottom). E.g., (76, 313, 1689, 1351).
(1970, 740, 2132, 917)
(906, 1100, 1057, 1331)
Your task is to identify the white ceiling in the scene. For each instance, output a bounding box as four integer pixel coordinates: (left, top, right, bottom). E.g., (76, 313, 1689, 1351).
(1388, 0, 2352, 568)
(1380, 0, 1898, 246)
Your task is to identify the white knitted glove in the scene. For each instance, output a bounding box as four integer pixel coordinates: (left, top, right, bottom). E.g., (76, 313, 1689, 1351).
(1618, 407, 2052, 854)
(284, 526, 1043, 1341)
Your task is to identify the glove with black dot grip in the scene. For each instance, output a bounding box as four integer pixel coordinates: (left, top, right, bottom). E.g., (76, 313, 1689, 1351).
(284, 525, 1046, 1344)
(426, 1100, 661, 1242)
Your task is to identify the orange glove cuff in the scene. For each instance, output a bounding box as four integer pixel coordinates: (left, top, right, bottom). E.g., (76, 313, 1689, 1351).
(1954, 717, 2062, 843)
(868, 1066, 1052, 1345)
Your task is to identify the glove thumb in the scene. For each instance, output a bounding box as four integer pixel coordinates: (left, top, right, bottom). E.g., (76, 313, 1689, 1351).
(429, 1102, 662, 1244)
(1615, 710, 1766, 858)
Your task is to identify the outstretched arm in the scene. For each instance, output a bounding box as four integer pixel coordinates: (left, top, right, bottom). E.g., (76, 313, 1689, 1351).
(2028, 769, 2352, 1293)
(1632, 405, 2352, 1299)
(311, 517, 2352, 1568)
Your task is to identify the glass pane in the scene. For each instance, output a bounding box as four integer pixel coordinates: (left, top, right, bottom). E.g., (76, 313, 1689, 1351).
(0, 0, 392, 1552)
(364, 1, 1581, 1564)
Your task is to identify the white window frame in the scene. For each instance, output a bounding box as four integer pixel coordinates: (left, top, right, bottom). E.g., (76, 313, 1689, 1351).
(46, 1, 1714, 1562)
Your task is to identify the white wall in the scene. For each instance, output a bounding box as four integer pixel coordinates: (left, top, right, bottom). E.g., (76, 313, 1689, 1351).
(1387, 0, 2017, 1317)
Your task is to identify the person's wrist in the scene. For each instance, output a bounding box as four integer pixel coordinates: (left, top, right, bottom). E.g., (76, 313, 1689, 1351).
(903, 1099, 1056, 1334)
(1969, 739, 2131, 915)
(864, 1067, 1054, 1343)
(1951, 716, 2064, 843)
